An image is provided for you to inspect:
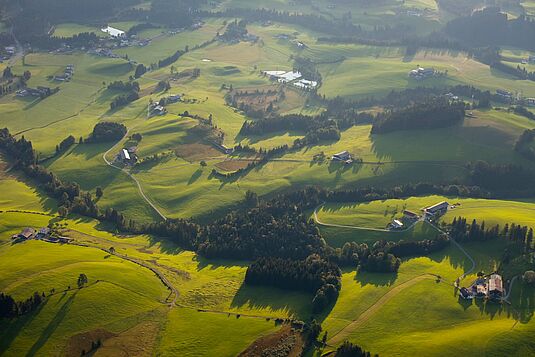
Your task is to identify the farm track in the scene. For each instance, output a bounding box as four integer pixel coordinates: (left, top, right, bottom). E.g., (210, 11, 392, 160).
(327, 274, 441, 345)
(102, 123, 168, 221)
(62, 232, 288, 320)
(316, 204, 478, 345)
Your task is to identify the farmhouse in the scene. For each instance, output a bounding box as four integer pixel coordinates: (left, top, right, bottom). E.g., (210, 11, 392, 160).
(167, 94, 181, 103)
(409, 67, 435, 80)
(424, 201, 449, 216)
(496, 89, 513, 100)
(214, 143, 234, 154)
(150, 105, 167, 116)
(11, 227, 36, 240)
(487, 273, 504, 300)
(36, 227, 51, 239)
(293, 79, 318, 90)
(391, 219, 404, 230)
(331, 151, 352, 162)
(526, 98, 535, 106)
(101, 26, 126, 38)
(119, 148, 138, 165)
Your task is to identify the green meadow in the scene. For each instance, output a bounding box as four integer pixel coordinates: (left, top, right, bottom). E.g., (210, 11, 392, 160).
(0, 208, 301, 356)
(321, 235, 535, 356)
(2, 8, 535, 355)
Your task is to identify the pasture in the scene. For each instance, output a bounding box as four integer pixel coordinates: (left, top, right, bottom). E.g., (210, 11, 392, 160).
(0, 211, 306, 356)
(316, 195, 535, 230)
(321, 238, 535, 356)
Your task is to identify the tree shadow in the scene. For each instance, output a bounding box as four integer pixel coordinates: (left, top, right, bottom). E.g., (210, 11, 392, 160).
(193, 254, 249, 271)
(187, 168, 203, 185)
(230, 282, 312, 320)
(27, 292, 77, 356)
(0, 301, 47, 354)
(354, 269, 399, 288)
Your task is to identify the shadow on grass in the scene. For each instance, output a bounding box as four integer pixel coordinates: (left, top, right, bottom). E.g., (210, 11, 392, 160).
(0, 301, 47, 355)
(354, 270, 399, 288)
(230, 283, 312, 320)
(27, 292, 78, 357)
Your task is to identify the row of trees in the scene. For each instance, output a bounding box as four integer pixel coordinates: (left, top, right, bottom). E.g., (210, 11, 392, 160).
(329, 235, 450, 273)
(450, 217, 533, 251)
(107, 80, 140, 93)
(55, 135, 75, 155)
(0, 292, 43, 318)
(245, 254, 341, 312)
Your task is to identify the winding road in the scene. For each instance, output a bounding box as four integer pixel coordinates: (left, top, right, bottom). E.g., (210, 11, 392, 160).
(102, 128, 168, 221)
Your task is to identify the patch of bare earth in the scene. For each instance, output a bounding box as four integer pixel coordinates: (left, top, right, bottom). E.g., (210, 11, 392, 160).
(238, 325, 304, 357)
(174, 143, 221, 162)
(94, 321, 162, 357)
(147, 259, 191, 280)
(65, 329, 116, 357)
(215, 159, 255, 172)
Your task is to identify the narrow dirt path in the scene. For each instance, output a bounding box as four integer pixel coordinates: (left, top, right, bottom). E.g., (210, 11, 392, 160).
(327, 274, 438, 345)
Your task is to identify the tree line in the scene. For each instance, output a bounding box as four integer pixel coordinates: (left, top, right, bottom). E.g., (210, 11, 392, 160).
(450, 217, 533, 252)
(0, 291, 44, 318)
(371, 97, 466, 134)
(467, 161, 535, 194)
(245, 254, 341, 313)
(445, 7, 535, 52)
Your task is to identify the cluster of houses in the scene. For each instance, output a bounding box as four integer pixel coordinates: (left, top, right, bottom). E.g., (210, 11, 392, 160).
(495, 89, 535, 106)
(16, 86, 54, 98)
(390, 210, 421, 230)
(408, 67, 436, 80)
(148, 94, 182, 117)
(117, 146, 138, 165)
(54, 64, 75, 82)
(387, 202, 448, 230)
(460, 273, 505, 301)
(11, 227, 71, 244)
(262, 70, 319, 90)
